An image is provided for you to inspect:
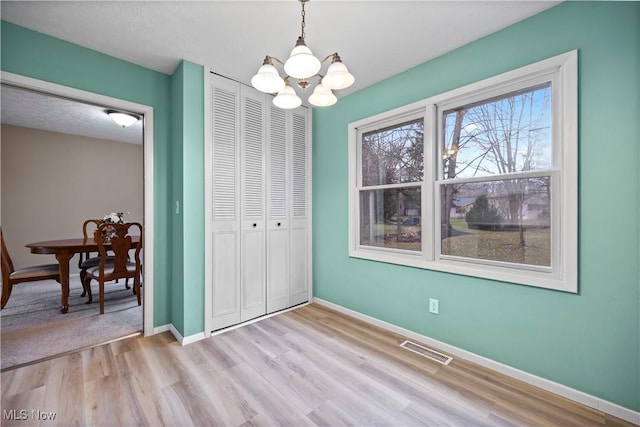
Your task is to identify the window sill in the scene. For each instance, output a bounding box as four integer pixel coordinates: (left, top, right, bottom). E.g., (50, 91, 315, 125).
(349, 248, 576, 293)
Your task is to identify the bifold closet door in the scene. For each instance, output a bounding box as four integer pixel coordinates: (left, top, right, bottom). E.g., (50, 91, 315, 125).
(208, 73, 309, 332)
(240, 86, 267, 322)
(289, 109, 309, 306)
(266, 106, 290, 314)
(209, 75, 242, 331)
(266, 105, 309, 312)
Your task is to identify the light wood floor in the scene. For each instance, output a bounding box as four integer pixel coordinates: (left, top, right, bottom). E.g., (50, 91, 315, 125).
(1, 303, 635, 426)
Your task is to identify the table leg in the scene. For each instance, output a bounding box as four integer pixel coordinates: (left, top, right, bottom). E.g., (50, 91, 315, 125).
(55, 253, 73, 313)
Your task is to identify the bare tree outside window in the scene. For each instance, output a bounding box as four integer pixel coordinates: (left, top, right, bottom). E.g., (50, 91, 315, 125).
(441, 83, 552, 266)
(360, 119, 424, 251)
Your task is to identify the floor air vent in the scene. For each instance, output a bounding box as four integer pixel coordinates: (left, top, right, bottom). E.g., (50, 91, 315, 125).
(400, 340, 453, 365)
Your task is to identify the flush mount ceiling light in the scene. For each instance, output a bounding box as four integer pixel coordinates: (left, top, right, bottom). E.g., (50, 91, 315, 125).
(251, 0, 355, 109)
(106, 110, 140, 127)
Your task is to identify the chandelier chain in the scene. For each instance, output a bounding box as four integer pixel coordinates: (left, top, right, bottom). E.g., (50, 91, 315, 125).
(300, 1, 306, 40)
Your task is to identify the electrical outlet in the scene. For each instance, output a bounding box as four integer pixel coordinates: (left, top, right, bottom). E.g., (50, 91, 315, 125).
(429, 298, 439, 315)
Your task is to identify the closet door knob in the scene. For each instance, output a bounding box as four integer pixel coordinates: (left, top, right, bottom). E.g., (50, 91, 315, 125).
(277, 222, 281, 227)
(252, 223, 257, 228)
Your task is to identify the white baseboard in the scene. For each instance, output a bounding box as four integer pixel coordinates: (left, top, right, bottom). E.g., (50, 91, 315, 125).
(151, 323, 206, 345)
(170, 324, 207, 345)
(152, 324, 171, 335)
(313, 297, 640, 425)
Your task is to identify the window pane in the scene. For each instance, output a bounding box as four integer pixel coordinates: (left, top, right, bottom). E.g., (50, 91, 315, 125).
(440, 177, 551, 266)
(443, 83, 551, 180)
(360, 187, 421, 252)
(362, 119, 424, 186)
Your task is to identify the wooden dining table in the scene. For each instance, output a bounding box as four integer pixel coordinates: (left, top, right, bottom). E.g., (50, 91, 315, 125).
(26, 236, 141, 313)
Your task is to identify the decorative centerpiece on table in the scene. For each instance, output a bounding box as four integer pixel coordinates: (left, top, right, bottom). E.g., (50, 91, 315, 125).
(99, 211, 128, 240)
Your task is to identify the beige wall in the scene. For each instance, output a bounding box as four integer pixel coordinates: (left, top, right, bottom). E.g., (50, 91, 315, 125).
(1, 124, 143, 272)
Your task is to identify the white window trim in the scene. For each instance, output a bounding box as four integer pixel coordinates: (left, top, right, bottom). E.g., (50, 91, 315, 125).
(348, 50, 577, 293)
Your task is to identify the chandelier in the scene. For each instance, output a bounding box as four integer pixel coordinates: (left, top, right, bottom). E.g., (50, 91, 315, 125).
(251, 0, 355, 109)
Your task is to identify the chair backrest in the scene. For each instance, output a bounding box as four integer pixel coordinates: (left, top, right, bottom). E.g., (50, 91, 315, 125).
(78, 219, 102, 267)
(83, 219, 101, 239)
(0, 226, 16, 276)
(94, 222, 143, 277)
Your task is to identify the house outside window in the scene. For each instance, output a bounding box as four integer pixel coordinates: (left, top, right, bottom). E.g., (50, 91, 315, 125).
(349, 51, 577, 292)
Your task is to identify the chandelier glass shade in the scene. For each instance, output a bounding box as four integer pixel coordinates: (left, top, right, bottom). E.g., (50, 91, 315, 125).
(284, 38, 322, 79)
(250, 62, 285, 93)
(251, 0, 354, 109)
(308, 82, 337, 107)
(322, 57, 356, 90)
(272, 80, 303, 110)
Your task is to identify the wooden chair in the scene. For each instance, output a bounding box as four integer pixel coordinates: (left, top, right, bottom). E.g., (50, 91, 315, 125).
(1, 226, 61, 309)
(78, 219, 129, 296)
(83, 222, 142, 314)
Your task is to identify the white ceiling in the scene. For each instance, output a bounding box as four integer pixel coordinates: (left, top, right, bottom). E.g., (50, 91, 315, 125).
(1, 85, 143, 144)
(0, 0, 560, 141)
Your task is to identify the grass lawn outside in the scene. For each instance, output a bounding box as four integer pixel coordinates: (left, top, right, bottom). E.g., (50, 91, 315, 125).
(442, 218, 551, 266)
(361, 218, 551, 266)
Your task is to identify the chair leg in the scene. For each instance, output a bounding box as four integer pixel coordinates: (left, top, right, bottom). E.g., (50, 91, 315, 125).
(99, 280, 105, 315)
(1, 281, 13, 309)
(80, 270, 87, 297)
(134, 276, 141, 306)
(83, 276, 93, 304)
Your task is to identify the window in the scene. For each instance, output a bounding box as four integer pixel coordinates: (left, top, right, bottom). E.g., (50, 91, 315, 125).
(359, 117, 424, 252)
(349, 51, 577, 292)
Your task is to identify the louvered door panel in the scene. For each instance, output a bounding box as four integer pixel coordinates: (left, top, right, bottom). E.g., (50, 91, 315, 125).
(242, 94, 265, 220)
(213, 87, 238, 220)
(292, 110, 308, 218)
(269, 107, 287, 218)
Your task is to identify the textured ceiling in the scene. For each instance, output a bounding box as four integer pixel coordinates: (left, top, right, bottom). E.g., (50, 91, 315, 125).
(0, 1, 560, 140)
(1, 85, 143, 144)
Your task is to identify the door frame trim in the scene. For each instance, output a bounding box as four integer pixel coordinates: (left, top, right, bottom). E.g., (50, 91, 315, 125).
(1, 71, 155, 336)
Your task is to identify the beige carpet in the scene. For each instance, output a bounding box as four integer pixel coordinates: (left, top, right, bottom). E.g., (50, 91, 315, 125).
(0, 276, 142, 370)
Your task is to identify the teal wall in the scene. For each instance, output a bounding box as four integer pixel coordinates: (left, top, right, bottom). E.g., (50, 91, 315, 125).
(313, 1, 639, 412)
(170, 63, 185, 333)
(1, 21, 183, 331)
(170, 60, 205, 336)
(180, 62, 205, 336)
(2, 1, 638, 413)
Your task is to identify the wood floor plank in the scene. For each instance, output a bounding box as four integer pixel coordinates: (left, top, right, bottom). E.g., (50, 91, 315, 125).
(273, 321, 438, 425)
(81, 345, 112, 383)
(221, 362, 315, 426)
(179, 348, 257, 425)
(1, 360, 49, 397)
(115, 350, 169, 426)
(84, 373, 130, 426)
(44, 353, 85, 426)
(215, 328, 328, 417)
(306, 398, 362, 427)
(1, 386, 46, 426)
(1, 304, 637, 427)
(134, 333, 183, 389)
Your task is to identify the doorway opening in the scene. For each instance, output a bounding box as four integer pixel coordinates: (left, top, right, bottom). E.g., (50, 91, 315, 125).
(0, 72, 155, 370)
